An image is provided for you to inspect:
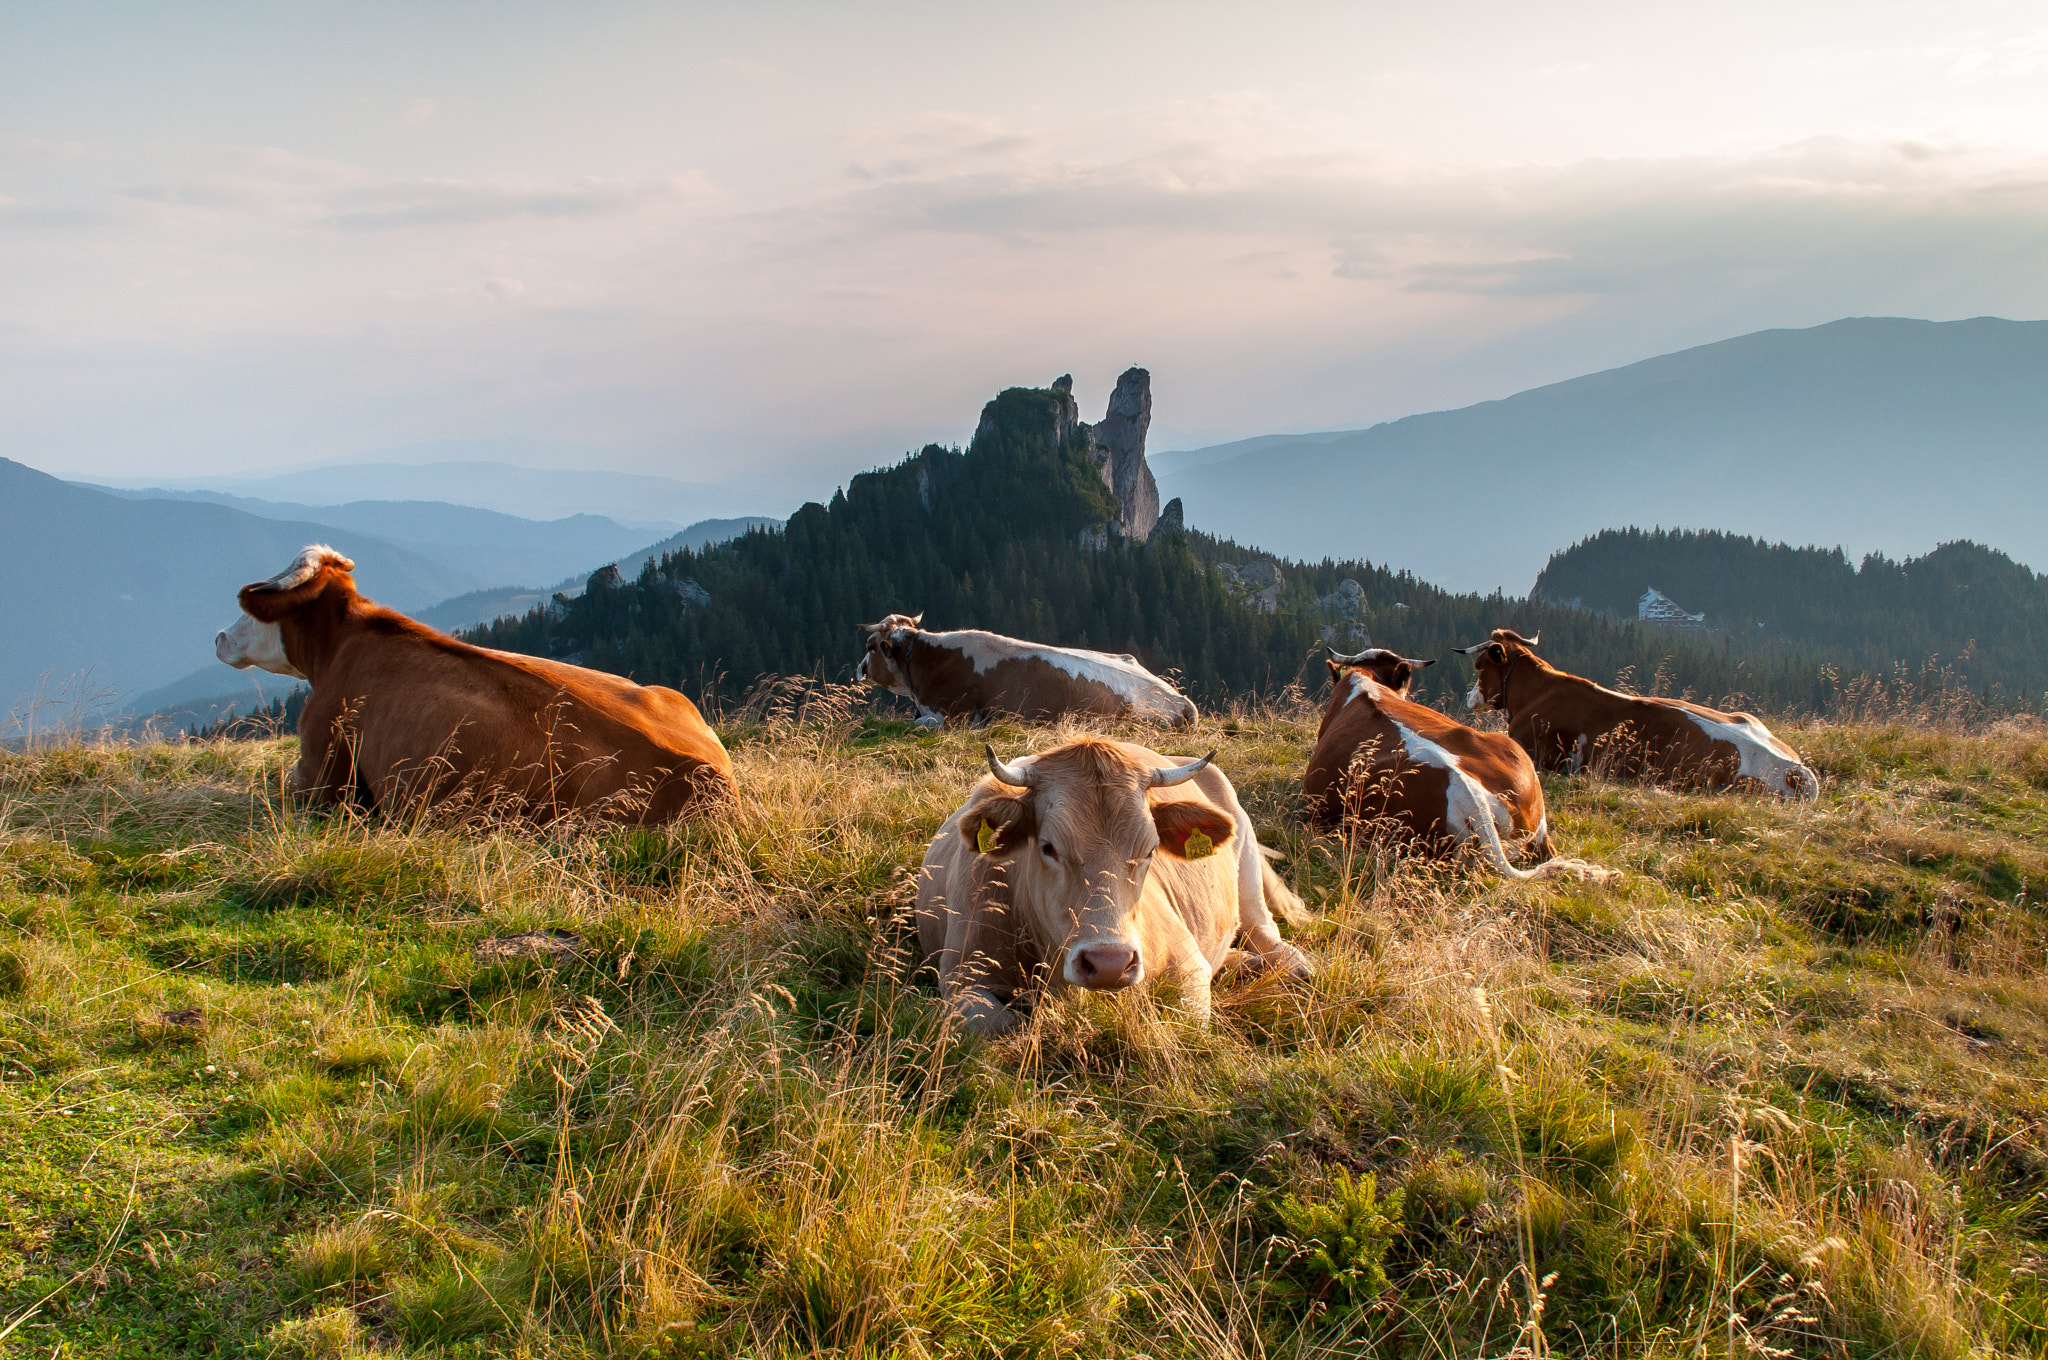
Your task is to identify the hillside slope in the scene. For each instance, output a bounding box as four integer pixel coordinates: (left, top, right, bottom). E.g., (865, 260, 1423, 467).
(0, 458, 481, 722)
(83, 487, 657, 588)
(1161, 316, 2048, 594)
(107, 459, 771, 531)
(1533, 529, 2048, 702)
(6, 714, 2047, 1355)
(468, 376, 1840, 714)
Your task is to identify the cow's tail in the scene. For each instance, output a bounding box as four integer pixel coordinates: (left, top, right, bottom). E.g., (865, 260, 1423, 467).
(1258, 849, 1310, 926)
(1448, 764, 1618, 885)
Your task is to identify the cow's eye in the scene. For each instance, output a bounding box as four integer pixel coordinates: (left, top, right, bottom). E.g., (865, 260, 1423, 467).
(1040, 841, 1059, 862)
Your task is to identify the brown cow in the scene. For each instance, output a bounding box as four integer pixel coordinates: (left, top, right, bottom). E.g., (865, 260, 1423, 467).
(1305, 648, 1614, 882)
(916, 738, 1311, 1035)
(1456, 628, 1818, 800)
(859, 613, 1197, 729)
(214, 545, 733, 820)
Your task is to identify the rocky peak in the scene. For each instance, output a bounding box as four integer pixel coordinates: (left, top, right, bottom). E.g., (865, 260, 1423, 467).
(1086, 366, 1161, 542)
(979, 368, 1165, 543)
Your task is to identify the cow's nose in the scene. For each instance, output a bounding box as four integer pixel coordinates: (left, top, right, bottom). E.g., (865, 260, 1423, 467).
(1072, 942, 1141, 990)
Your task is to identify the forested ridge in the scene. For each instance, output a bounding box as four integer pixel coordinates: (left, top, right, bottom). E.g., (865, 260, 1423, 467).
(469, 383, 1934, 715)
(1534, 527, 2048, 704)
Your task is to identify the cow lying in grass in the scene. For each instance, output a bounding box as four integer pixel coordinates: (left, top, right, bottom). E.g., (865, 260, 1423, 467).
(859, 613, 1197, 729)
(215, 545, 733, 821)
(1305, 647, 1615, 882)
(916, 738, 1311, 1035)
(1456, 628, 1818, 800)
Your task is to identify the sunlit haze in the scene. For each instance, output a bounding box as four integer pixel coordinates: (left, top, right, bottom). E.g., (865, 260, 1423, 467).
(6, 1, 2047, 496)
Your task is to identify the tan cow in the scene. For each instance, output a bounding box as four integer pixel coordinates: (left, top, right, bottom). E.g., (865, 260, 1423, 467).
(215, 545, 733, 821)
(916, 738, 1311, 1035)
(859, 613, 1197, 729)
(1456, 628, 1818, 800)
(1305, 648, 1614, 882)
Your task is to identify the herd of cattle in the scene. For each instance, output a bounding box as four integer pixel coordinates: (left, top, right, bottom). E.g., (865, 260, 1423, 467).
(217, 545, 1821, 1034)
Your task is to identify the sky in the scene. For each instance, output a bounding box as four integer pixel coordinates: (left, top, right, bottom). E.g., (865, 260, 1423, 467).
(4, 1, 2047, 501)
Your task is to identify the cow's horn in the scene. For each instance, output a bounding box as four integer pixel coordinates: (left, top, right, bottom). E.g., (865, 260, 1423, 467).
(1150, 751, 1215, 787)
(909, 611, 924, 626)
(1408, 656, 1438, 669)
(985, 744, 1035, 788)
(1450, 642, 1489, 655)
(1327, 644, 1374, 665)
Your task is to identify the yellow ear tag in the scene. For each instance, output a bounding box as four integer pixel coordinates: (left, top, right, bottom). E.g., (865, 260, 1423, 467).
(1184, 829, 1215, 859)
(977, 819, 1001, 854)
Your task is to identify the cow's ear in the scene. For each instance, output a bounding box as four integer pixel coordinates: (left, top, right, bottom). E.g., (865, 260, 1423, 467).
(239, 575, 328, 623)
(1391, 660, 1414, 691)
(1488, 643, 1506, 665)
(961, 793, 1035, 855)
(1325, 658, 1340, 681)
(1152, 799, 1236, 859)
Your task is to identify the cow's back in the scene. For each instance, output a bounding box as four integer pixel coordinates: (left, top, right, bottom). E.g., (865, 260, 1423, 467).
(1309, 681, 1547, 847)
(307, 626, 731, 819)
(1514, 684, 1736, 785)
(910, 632, 1193, 728)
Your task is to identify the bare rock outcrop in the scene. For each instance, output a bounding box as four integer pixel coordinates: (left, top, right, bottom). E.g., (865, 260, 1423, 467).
(1088, 367, 1161, 542)
(1025, 369, 1165, 543)
(1218, 560, 1284, 613)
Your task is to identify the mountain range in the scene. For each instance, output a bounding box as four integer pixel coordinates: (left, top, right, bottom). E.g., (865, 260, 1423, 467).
(100, 459, 773, 531)
(1, 454, 782, 733)
(0, 458, 480, 728)
(82, 487, 661, 589)
(1159, 316, 2048, 595)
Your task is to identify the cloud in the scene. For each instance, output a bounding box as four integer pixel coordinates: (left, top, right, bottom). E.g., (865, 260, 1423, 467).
(111, 153, 715, 231)
(783, 128, 2048, 309)
(324, 174, 711, 230)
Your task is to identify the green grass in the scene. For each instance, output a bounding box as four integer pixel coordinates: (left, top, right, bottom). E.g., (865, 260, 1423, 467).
(4, 702, 2048, 1357)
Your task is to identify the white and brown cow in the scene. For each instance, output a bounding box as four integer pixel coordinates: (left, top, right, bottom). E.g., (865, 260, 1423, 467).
(859, 613, 1197, 729)
(215, 545, 734, 821)
(1457, 628, 1818, 800)
(916, 738, 1311, 1035)
(1305, 648, 1614, 882)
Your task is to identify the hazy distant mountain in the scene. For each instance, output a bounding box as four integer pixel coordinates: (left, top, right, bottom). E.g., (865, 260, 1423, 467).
(1159, 317, 2048, 595)
(84, 486, 658, 587)
(116, 518, 782, 731)
(101, 460, 771, 531)
(1148, 430, 1356, 479)
(413, 515, 779, 634)
(0, 458, 481, 725)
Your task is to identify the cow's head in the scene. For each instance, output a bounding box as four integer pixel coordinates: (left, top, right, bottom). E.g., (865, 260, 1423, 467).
(1320, 647, 1435, 734)
(1325, 646, 1434, 697)
(1452, 628, 1540, 712)
(856, 612, 924, 694)
(215, 545, 356, 681)
(963, 739, 1234, 993)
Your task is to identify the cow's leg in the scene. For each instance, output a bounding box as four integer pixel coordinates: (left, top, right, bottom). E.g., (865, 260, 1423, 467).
(1151, 917, 1217, 1025)
(937, 858, 1029, 1036)
(1237, 856, 1313, 979)
(290, 701, 351, 808)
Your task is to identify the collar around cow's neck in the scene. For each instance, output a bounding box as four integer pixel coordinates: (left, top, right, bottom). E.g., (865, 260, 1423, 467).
(1497, 650, 1521, 714)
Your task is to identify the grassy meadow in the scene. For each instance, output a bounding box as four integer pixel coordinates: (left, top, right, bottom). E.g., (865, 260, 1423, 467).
(4, 688, 2048, 1358)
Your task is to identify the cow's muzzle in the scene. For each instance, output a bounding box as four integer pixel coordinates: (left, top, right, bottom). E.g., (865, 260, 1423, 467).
(1068, 940, 1143, 991)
